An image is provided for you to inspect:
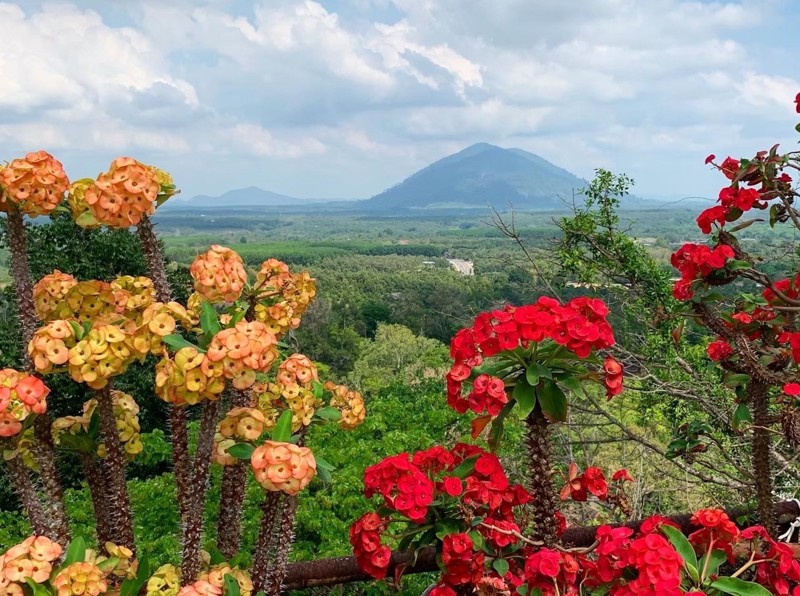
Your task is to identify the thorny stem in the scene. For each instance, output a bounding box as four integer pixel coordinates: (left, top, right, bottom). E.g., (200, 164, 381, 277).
(251, 493, 283, 593)
(96, 386, 136, 552)
(750, 380, 775, 534)
(263, 495, 300, 596)
(181, 399, 221, 585)
(6, 208, 70, 546)
(5, 454, 50, 536)
(81, 453, 114, 549)
(216, 388, 253, 559)
(479, 522, 599, 554)
(525, 407, 558, 546)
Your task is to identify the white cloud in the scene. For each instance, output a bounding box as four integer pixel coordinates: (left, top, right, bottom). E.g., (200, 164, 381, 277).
(1, 0, 798, 199)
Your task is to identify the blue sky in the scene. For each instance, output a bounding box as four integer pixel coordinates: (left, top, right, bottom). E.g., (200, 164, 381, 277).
(2, 0, 799, 201)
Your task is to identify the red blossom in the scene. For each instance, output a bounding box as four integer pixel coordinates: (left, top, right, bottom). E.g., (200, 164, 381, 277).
(784, 383, 800, 397)
(706, 339, 733, 362)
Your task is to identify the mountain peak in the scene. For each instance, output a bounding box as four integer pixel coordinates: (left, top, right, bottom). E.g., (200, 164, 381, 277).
(362, 144, 584, 211)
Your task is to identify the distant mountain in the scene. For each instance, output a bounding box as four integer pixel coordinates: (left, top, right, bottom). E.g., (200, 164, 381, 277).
(174, 187, 354, 208)
(361, 143, 586, 211)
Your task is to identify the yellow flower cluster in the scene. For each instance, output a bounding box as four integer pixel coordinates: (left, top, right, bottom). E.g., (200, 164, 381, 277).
(67, 324, 135, 389)
(251, 440, 316, 495)
(81, 157, 164, 228)
(112, 276, 156, 312)
(253, 260, 316, 337)
(205, 321, 278, 389)
(189, 245, 248, 304)
(145, 564, 180, 596)
(46, 280, 127, 324)
(0, 536, 62, 594)
(32, 270, 77, 321)
(0, 151, 69, 217)
(325, 381, 366, 430)
(0, 370, 49, 439)
(155, 347, 225, 406)
(214, 407, 266, 465)
(53, 392, 142, 460)
(67, 178, 102, 229)
(52, 562, 107, 596)
(131, 301, 195, 356)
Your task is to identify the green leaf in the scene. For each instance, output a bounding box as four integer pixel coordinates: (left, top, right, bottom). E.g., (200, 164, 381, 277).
(229, 308, 247, 326)
(698, 549, 726, 582)
(64, 536, 87, 565)
(726, 259, 751, 272)
(74, 209, 100, 228)
(120, 556, 151, 596)
(528, 363, 552, 383)
(25, 578, 50, 596)
(660, 525, 697, 572)
(468, 530, 484, 551)
(732, 403, 752, 431)
(163, 334, 203, 351)
(513, 377, 537, 419)
(312, 380, 324, 400)
(315, 406, 342, 421)
(224, 573, 241, 596)
(451, 455, 478, 479)
(68, 320, 85, 340)
(227, 443, 255, 460)
(315, 456, 335, 470)
(537, 379, 568, 422)
(435, 520, 461, 540)
(88, 409, 100, 440)
(709, 577, 773, 596)
(200, 301, 222, 337)
(557, 374, 584, 396)
(209, 548, 226, 566)
(723, 373, 750, 388)
(488, 401, 515, 452)
(97, 557, 120, 572)
(57, 433, 96, 454)
(492, 558, 509, 578)
(272, 410, 293, 443)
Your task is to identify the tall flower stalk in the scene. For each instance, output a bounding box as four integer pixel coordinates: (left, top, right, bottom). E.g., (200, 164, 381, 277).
(1, 152, 72, 546)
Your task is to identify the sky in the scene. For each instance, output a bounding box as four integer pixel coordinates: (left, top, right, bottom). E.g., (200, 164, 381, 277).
(1, 0, 800, 201)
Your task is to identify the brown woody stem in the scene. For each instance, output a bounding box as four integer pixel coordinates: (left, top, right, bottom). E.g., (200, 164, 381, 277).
(181, 399, 221, 584)
(525, 407, 558, 545)
(81, 453, 114, 549)
(251, 492, 282, 593)
(136, 216, 171, 301)
(749, 380, 775, 533)
(216, 389, 253, 559)
(6, 208, 70, 546)
(96, 386, 135, 552)
(263, 494, 299, 596)
(4, 454, 50, 536)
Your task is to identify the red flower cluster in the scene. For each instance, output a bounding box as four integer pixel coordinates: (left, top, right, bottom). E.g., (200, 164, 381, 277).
(616, 533, 684, 595)
(353, 443, 529, 582)
(560, 464, 608, 501)
(349, 513, 391, 579)
(363, 454, 434, 522)
(742, 526, 800, 594)
(603, 357, 624, 399)
(523, 548, 579, 595)
(440, 533, 484, 587)
(670, 243, 735, 300)
(447, 298, 616, 414)
(688, 508, 740, 559)
(779, 331, 800, 364)
(764, 276, 800, 305)
(706, 338, 733, 362)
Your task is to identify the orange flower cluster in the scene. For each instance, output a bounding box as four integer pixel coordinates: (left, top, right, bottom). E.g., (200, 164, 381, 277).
(131, 302, 195, 356)
(52, 391, 142, 460)
(81, 157, 164, 228)
(325, 381, 366, 430)
(206, 321, 278, 389)
(214, 407, 266, 465)
(253, 260, 316, 337)
(189, 246, 248, 304)
(155, 347, 225, 406)
(0, 151, 69, 216)
(251, 440, 316, 495)
(53, 562, 107, 596)
(194, 564, 252, 596)
(0, 370, 49, 438)
(32, 270, 77, 321)
(0, 536, 62, 593)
